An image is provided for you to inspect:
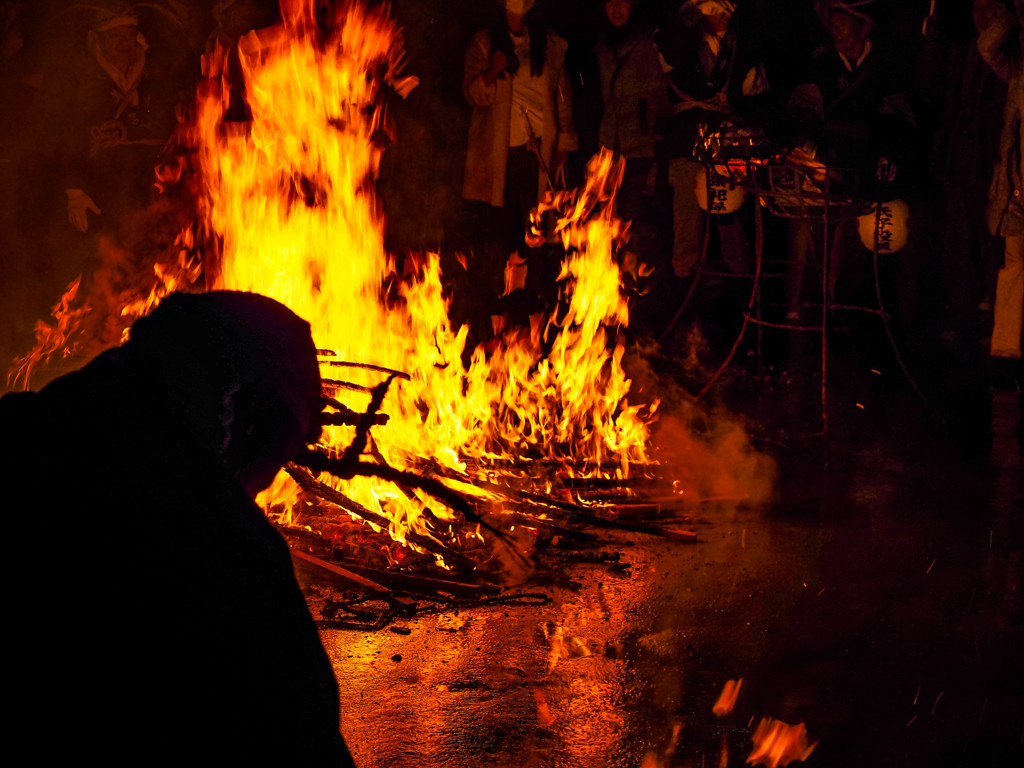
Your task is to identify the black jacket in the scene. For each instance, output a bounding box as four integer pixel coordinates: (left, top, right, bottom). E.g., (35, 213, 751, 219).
(1, 347, 354, 766)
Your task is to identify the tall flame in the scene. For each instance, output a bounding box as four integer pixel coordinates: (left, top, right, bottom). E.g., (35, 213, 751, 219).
(182, 0, 655, 548)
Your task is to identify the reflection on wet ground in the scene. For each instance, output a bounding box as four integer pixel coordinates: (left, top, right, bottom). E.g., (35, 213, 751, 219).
(319, 343, 1023, 767)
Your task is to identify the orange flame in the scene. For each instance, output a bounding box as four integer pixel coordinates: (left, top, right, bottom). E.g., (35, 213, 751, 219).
(180, 1, 654, 550)
(746, 718, 817, 768)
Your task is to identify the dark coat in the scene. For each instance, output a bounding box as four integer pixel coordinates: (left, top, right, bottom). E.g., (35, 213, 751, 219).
(788, 39, 916, 171)
(596, 28, 669, 159)
(977, 4, 1024, 236)
(653, 5, 769, 160)
(1, 345, 354, 765)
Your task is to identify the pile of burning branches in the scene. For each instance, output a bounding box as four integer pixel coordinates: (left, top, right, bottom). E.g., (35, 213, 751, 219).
(272, 350, 699, 618)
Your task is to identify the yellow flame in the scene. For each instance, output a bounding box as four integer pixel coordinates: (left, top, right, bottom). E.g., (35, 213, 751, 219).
(12, 1, 657, 560)
(183, 0, 656, 552)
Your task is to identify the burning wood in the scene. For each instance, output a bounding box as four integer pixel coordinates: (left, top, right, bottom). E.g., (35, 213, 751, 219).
(9, 0, 770, 599)
(291, 549, 416, 611)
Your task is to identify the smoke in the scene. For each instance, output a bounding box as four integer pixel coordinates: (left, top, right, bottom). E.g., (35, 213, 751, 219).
(625, 336, 777, 506)
(652, 405, 776, 504)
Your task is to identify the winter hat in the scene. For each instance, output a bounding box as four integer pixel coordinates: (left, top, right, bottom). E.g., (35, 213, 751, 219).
(88, 1, 140, 32)
(828, 0, 877, 25)
(695, 0, 737, 14)
(502, 0, 536, 15)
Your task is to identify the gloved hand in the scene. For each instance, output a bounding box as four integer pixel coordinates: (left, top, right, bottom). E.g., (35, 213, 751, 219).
(66, 189, 101, 233)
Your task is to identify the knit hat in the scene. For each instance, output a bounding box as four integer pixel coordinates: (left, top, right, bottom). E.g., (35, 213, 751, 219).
(828, 0, 877, 25)
(695, 0, 737, 15)
(88, 2, 140, 32)
(128, 291, 323, 454)
(502, 0, 536, 15)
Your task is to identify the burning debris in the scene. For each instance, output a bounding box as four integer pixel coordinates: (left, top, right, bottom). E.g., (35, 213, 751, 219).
(7, 0, 773, 604)
(746, 718, 818, 768)
(150, 0, 693, 585)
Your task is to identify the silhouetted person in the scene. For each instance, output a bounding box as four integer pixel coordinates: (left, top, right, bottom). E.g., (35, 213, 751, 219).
(928, 0, 1007, 346)
(1, 291, 356, 766)
(594, 0, 671, 334)
(784, 0, 917, 322)
(654, 0, 769, 280)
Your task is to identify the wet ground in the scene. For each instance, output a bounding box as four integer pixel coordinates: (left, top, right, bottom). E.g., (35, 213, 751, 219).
(312, 331, 1024, 768)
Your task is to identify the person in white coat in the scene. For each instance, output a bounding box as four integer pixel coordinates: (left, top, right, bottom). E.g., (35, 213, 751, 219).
(461, 0, 577, 329)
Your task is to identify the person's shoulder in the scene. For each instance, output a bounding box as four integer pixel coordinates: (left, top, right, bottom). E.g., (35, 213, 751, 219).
(469, 26, 491, 45)
(547, 28, 569, 52)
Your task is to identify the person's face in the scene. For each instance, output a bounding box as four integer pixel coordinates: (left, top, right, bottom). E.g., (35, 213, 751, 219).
(828, 11, 870, 60)
(98, 24, 138, 68)
(229, 387, 322, 499)
(605, 0, 633, 28)
(973, 0, 1004, 31)
(703, 9, 733, 35)
(503, 0, 534, 18)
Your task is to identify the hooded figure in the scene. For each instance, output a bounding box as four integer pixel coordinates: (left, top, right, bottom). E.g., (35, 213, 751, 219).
(0, 291, 356, 766)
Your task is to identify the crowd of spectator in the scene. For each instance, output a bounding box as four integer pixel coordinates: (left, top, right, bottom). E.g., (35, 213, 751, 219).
(445, 0, 1022, 394)
(1, 0, 1021, 395)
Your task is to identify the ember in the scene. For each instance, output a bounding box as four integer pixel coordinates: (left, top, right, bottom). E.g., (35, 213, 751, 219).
(746, 718, 817, 768)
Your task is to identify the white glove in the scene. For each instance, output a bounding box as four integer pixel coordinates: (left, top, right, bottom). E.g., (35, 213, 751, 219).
(66, 189, 101, 233)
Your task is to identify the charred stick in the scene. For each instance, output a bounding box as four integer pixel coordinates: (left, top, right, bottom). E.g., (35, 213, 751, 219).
(464, 456, 663, 475)
(522, 499, 697, 541)
(323, 379, 377, 393)
(365, 438, 452, 533)
(418, 461, 697, 542)
(328, 562, 500, 599)
(323, 360, 412, 380)
(295, 451, 532, 571)
(299, 449, 502, 535)
(558, 476, 662, 490)
(497, 503, 599, 543)
(336, 373, 400, 468)
(291, 549, 417, 611)
(595, 503, 664, 516)
(320, 409, 390, 427)
(299, 451, 476, 516)
(643, 494, 751, 509)
(285, 464, 475, 571)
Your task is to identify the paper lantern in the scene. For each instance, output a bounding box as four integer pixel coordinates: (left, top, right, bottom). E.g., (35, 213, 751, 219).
(857, 199, 909, 253)
(695, 167, 745, 214)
